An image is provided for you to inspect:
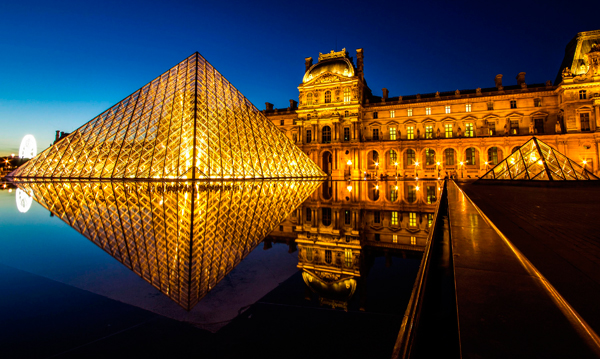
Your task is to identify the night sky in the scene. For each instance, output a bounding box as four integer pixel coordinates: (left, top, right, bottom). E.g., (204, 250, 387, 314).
(0, 0, 597, 156)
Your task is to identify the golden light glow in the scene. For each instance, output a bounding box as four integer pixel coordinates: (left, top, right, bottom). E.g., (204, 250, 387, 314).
(347, 160, 352, 166)
(416, 185, 420, 191)
(374, 162, 379, 167)
(583, 160, 588, 165)
(375, 184, 379, 190)
(347, 185, 353, 192)
(415, 161, 420, 166)
(436, 162, 440, 166)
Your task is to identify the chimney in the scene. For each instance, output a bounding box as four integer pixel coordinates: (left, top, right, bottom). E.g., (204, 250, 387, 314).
(356, 48, 364, 79)
(382, 88, 389, 101)
(55, 130, 60, 142)
(265, 102, 274, 111)
(60, 131, 65, 138)
(516, 72, 526, 86)
(495, 74, 503, 90)
(305, 57, 313, 72)
(289, 99, 297, 110)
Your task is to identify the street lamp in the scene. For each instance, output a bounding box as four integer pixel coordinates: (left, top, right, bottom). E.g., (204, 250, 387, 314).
(460, 161, 464, 179)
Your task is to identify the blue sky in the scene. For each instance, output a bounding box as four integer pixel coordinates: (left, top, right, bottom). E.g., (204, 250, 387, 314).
(0, 0, 597, 156)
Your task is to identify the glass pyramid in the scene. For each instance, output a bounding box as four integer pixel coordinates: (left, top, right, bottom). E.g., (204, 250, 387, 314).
(13, 179, 321, 310)
(8, 53, 324, 180)
(480, 137, 599, 181)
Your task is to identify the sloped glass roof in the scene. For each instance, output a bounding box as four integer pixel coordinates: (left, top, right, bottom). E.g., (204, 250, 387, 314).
(480, 137, 599, 181)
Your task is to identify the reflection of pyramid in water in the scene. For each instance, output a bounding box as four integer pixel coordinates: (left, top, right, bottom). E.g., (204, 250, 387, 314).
(15, 179, 321, 310)
(9, 53, 324, 179)
(480, 137, 599, 181)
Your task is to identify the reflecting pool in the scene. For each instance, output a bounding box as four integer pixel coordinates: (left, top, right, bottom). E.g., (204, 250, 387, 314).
(0, 179, 440, 358)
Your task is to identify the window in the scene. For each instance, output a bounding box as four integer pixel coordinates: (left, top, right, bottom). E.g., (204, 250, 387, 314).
(535, 118, 544, 134)
(373, 111, 378, 119)
(390, 186, 397, 202)
(389, 150, 398, 163)
(425, 107, 431, 115)
(581, 113, 591, 131)
(280, 120, 284, 126)
(534, 98, 542, 107)
(374, 211, 381, 224)
(445, 148, 455, 166)
(322, 207, 332, 226)
(409, 212, 417, 226)
(293, 133, 298, 142)
(489, 126, 496, 136)
(345, 249, 352, 267)
(426, 186, 436, 204)
(306, 207, 312, 222)
(391, 211, 398, 225)
(406, 149, 416, 165)
(466, 147, 477, 165)
(389, 127, 397, 140)
(445, 124, 453, 138)
(372, 128, 379, 140)
(393, 234, 398, 243)
(344, 88, 351, 102)
(411, 236, 416, 245)
(488, 147, 498, 165)
(390, 110, 395, 118)
(466, 103, 472, 112)
(465, 123, 474, 137)
(445, 105, 451, 114)
(344, 110, 349, 117)
(425, 148, 435, 165)
(510, 100, 517, 109)
(425, 125, 433, 139)
(325, 250, 332, 264)
(306, 129, 312, 143)
(373, 151, 379, 163)
(408, 186, 417, 203)
(487, 102, 494, 111)
(408, 108, 413, 116)
(279, 225, 283, 232)
(345, 210, 351, 225)
(307, 114, 311, 120)
(427, 213, 433, 227)
(375, 233, 380, 241)
(407, 126, 414, 140)
(305, 247, 313, 261)
(307, 93, 313, 105)
(344, 127, 350, 141)
(510, 120, 519, 135)
(325, 91, 331, 103)
(580, 90, 587, 100)
(322, 126, 331, 143)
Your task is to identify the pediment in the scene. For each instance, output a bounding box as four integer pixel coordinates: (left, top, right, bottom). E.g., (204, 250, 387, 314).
(303, 72, 350, 85)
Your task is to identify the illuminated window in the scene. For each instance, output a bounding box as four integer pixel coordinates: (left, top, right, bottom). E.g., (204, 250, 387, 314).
(510, 120, 519, 135)
(325, 250, 332, 264)
(425, 148, 435, 165)
(409, 212, 417, 226)
(581, 113, 591, 131)
(488, 147, 498, 165)
(325, 91, 331, 103)
(389, 127, 397, 140)
(391, 211, 398, 225)
(280, 120, 284, 126)
(465, 123, 474, 137)
(427, 213, 433, 227)
(345, 249, 352, 267)
(407, 126, 414, 140)
(322, 126, 331, 143)
(406, 149, 416, 165)
(487, 102, 494, 110)
(390, 110, 395, 118)
(374, 211, 381, 224)
(306, 247, 313, 261)
(580, 90, 587, 100)
(373, 111, 378, 119)
(466, 103, 472, 112)
(411, 236, 416, 245)
(408, 186, 417, 203)
(345, 210, 351, 225)
(390, 150, 397, 163)
(425, 107, 431, 115)
(372, 128, 379, 140)
(445, 124, 453, 138)
(344, 88, 351, 102)
(306, 207, 312, 222)
(426, 186, 436, 204)
(306, 129, 312, 143)
(445, 148, 455, 166)
(393, 234, 398, 243)
(445, 105, 451, 114)
(344, 127, 350, 141)
(322, 207, 332, 226)
(425, 125, 433, 139)
(307, 93, 313, 105)
(408, 108, 413, 116)
(510, 100, 517, 109)
(466, 147, 477, 165)
(390, 186, 397, 202)
(534, 98, 542, 107)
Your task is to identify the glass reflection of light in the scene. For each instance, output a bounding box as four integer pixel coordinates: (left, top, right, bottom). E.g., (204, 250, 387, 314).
(16, 188, 32, 213)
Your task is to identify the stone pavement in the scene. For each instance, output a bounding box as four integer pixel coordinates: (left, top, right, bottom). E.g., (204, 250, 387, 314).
(460, 181, 600, 335)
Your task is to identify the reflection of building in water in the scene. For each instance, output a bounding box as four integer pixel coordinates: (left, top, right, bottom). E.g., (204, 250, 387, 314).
(267, 180, 440, 310)
(13, 179, 321, 310)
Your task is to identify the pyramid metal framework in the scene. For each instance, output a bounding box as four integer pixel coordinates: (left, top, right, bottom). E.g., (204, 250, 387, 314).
(480, 137, 599, 181)
(14, 179, 321, 310)
(9, 53, 324, 180)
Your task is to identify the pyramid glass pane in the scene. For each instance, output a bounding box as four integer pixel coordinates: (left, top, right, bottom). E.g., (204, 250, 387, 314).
(8, 53, 325, 180)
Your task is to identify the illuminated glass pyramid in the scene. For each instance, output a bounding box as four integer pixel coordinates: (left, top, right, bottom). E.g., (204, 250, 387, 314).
(480, 137, 599, 181)
(14, 179, 321, 310)
(9, 53, 324, 179)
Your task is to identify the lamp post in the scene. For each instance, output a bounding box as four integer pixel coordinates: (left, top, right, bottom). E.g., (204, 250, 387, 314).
(436, 161, 441, 179)
(414, 161, 420, 180)
(460, 161, 464, 179)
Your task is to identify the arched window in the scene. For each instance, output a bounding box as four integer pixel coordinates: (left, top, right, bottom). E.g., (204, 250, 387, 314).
(445, 148, 455, 166)
(408, 185, 417, 203)
(425, 148, 436, 165)
(389, 150, 398, 164)
(344, 88, 351, 102)
(488, 147, 499, 165)
(325, 250, 332, 264)
(373, 151, 379, 163)
(406, 149, 416, 165)
(466, 147, 477, 165)
(307, 93, 313, 105)
(325, 91, 331, 103)
(322, 208, 332, 226)
(322, 126, 331, 143)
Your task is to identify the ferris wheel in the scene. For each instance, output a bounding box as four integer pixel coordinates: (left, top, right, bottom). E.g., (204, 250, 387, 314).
(16, 188, 33, 213)
(19, 135, 37, 159)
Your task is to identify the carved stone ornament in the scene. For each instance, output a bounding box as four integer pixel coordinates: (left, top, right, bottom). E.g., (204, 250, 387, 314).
(435, 91, 440, 99)
(455, 89, 460, 97)
(476, 88, 482, 95)
(562, 67, 574, 78)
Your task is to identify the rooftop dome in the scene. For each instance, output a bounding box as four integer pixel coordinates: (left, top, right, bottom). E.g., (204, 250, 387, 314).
(302, 57, 355, 83)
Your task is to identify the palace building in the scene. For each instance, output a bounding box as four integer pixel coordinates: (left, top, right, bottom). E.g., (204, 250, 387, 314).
(264, 30, 600, 179)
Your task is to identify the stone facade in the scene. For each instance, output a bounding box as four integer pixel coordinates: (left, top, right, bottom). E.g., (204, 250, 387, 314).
(264, 30, 600, 179)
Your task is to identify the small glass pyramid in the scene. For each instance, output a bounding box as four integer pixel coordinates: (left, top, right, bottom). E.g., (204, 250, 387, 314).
(480, 137, 599, 181)
(8, 53, 325, 180)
